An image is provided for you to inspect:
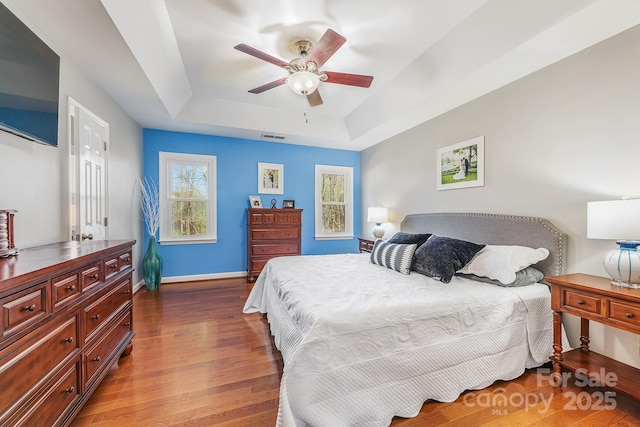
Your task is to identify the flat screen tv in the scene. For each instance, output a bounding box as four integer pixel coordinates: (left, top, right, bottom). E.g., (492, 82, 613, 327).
(0, 1, 60, 147)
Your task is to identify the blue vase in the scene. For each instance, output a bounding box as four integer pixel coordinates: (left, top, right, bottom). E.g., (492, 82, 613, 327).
(142, 236, 163, 291)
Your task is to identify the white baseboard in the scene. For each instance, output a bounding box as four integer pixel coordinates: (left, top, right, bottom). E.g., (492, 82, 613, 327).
(134, 271, 247, 292)
(162, 271, 247, 283)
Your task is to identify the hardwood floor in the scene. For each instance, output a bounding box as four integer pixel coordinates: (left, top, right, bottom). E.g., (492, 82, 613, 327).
(71, 279, 640, 426)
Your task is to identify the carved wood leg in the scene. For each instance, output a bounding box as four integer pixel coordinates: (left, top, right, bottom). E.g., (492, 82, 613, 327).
(121, 342, 133, 357)
(551, 311, 563, 385)
(580, 317, 590, 352)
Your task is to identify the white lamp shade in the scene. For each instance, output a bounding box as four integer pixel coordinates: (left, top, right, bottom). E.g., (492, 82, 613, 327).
(287, 71, 320, 95)
(587, 199, 640, 240)
(367, 207, 388, 224)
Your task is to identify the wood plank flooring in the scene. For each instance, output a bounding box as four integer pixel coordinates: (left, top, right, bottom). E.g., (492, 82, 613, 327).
(71, 279, 640, 426)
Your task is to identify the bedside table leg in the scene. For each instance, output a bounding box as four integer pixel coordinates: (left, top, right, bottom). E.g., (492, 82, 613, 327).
(551, 311, 563, 385)
(580, 317, 590, 351)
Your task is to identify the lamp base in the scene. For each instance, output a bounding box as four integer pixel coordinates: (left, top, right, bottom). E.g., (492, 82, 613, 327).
(603, 240, 640, 288)
(372, 224, 385, 239)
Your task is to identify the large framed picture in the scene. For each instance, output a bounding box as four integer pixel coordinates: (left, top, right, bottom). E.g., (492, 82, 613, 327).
(437, 136, 484, 191)
(258, 162, 283, 194)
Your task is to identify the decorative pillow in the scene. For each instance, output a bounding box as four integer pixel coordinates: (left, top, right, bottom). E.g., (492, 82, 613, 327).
(370, 240, 417, 275)
(387, 232, 431, 247)
(458, 245, 550, 284)
(457, 266, 545, 287)
(413, 235, 485, 283)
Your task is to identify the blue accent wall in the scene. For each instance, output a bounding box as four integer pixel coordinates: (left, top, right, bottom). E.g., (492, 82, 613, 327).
(143, 129, 361, 278)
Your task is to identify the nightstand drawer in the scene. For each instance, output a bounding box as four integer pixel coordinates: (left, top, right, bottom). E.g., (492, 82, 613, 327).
(563, 290, 601, 316)
(608, 301, 640, 329)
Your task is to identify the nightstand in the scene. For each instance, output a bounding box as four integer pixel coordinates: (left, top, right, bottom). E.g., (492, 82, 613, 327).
(358, 237, 375, 253)
(546, 273, 640, 400)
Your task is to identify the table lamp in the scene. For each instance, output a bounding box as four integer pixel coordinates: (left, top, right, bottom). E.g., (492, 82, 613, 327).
(587, 199, 640, 288)
(367, 207, 388, 239)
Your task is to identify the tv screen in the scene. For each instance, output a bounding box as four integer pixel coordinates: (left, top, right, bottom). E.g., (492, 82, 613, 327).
(0, 1, 60, 147)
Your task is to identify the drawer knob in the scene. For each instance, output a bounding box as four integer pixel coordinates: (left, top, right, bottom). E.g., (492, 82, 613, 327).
(65, 387, 75, 393)
(626, 312, 634, 319)
(65, 337, 74, 343)
(89, 274, 99, 279)
(92, 314, 101, 320)
(110, 264, 118, 270)
(577, 300, 585, 305)
(24, 304, 37, 312)
(66, 285, 76, 291)
(92, 356, 101, 362)
(124, 321, 131, 327)
(124, 290, 131, 294)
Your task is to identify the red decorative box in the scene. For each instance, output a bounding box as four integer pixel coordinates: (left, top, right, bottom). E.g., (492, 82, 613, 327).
(0, 210, 18, 257)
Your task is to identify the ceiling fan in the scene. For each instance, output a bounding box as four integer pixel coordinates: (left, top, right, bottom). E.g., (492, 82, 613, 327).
(234, 29, 373, 107)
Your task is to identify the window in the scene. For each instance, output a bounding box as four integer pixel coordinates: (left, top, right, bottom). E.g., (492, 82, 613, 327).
(315, 165, 353, 240)
(159, 152, 217, 244)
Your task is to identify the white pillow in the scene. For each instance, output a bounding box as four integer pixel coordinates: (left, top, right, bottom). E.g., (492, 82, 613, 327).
(458, 245, 549, 284)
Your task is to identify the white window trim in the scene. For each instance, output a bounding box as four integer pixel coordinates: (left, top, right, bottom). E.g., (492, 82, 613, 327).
(314, 164, 354, 240)
(159, 151, 217, 244)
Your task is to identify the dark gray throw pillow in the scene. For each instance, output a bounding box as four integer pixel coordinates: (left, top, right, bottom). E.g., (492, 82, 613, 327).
(413, 235, 485, 283)
(387, 232, 431, 247)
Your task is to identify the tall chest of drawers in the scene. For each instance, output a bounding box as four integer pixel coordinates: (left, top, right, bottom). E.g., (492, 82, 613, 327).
(0, 239, 136, 427)
(247, 208, 302, 282)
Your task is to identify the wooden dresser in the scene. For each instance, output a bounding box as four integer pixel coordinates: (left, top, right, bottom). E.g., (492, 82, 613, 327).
(547, 273, 640, 400)
(247, 208, 302, 282)
(0, 239, 136, 426)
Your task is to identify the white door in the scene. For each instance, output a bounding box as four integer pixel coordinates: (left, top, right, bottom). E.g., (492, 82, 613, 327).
(69, 99, 109, 242)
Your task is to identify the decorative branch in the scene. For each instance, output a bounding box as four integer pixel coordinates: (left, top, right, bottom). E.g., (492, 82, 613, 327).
(139, 177, 160, 238)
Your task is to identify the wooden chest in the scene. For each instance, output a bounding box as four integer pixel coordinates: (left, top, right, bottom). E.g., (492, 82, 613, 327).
(247, 208, 302, 282)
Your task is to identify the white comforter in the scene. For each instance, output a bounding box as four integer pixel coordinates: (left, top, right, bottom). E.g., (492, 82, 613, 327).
(243, 253, 559, 427)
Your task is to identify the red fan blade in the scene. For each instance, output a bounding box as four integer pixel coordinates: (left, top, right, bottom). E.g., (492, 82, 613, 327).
(234, 44, 289, 68)
(306, 89, 323, 107)
(248, 77, 288, 94)
(323, 71, 373, 88)
(306, 29, 346, 68)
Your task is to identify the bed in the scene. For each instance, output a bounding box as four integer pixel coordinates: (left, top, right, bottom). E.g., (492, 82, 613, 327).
(243, 212, 568, 426)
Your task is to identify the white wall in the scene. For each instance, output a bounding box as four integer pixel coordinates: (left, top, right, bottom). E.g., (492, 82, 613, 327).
(361, 25, 640, 368)
(0, 57, 144, 284)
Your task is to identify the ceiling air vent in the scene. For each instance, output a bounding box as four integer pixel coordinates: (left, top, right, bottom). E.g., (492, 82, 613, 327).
(261, 133, 286, 140)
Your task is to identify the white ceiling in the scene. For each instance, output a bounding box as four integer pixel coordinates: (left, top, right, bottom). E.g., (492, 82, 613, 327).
(5, 0, 640, 150)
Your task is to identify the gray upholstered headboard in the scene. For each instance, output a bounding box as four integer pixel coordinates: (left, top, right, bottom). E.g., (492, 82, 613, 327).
(401, 212, 566, 277)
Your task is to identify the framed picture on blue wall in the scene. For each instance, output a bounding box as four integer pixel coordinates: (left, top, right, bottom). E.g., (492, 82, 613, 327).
(249, 195, 262, 208)
(258, 162, 284, 194)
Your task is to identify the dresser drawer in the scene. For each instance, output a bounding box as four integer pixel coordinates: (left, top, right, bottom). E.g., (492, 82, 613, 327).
(563, 289, 602, 316)
(84, 309, 132, 387)
(0, 314, 79, 417)
(275, 211, 301, 225)
(252, 228, 300, 240)
(84, 277, 131, 343)
(12, 360, 81, 427)
(52, 271, 80, 310)
(1, 282, 48, 338)
(81, 263, 102, 292)
(249, 211, 276, 225)
(251, 243, 300, 256)
(608, 300, 640, 330)
(119, 251, 133, 270)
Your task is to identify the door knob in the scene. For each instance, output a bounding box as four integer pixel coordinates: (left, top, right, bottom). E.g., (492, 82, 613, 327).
(81, 233, 94, 241)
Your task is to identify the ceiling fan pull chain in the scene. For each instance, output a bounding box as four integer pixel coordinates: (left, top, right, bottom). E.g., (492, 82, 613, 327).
(302, 95, 309, 124)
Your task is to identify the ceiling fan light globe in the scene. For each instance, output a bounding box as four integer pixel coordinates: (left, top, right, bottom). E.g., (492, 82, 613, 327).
(287, 71, 320, 95)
